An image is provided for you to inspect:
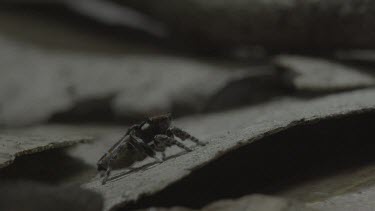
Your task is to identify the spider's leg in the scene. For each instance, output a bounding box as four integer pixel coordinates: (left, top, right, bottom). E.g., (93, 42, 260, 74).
(153, 137, 168, 160)
(170, 127, 206, 146)
(100, 136, 132, 184)
(130, 134, 162, 163)
(98, 124, 139, 170)
(101, 166, 112, 185)
(105, 124, 139, 154)
(155, 134, 192, 152)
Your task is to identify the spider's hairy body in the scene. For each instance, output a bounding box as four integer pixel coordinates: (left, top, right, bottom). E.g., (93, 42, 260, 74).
(97, 114, 205, 184)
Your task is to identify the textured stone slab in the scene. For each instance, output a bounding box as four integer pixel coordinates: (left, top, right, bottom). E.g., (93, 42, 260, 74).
(274, 55, 375, 92)
(0, 134, 91, 168)
(309, 185, 375, 211)
(84, 88, 375, 211)
(142, 194, 317, 211)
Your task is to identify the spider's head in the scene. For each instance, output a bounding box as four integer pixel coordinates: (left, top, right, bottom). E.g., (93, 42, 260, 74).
(149, 114, 172, 132)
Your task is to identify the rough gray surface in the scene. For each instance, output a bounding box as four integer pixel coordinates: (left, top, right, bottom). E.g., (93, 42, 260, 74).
(0, 125, 125, 167)
(143, 194, 317, 211)
(0, 36, 259, 126)
(0, 134, 90, 168)
(274, 55, 375, 92)
(84, 88, 375, 211)
(200, 195, 318, 211)
(309, 185, 375, 211)
(121, 0, 375, 50)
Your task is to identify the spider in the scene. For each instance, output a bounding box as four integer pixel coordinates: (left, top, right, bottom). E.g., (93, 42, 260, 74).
(97, 114, 205, 184)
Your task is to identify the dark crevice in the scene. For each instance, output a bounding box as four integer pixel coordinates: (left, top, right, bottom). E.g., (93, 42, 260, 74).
(203, 67, 290, 112)
(49, 95, 118, 124)
(0, 148, 95, 185)
(0, 181, 103, 211)
(122, 111, 375, 210)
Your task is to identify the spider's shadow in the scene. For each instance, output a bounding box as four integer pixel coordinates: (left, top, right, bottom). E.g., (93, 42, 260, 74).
(106, 151, 189, 183)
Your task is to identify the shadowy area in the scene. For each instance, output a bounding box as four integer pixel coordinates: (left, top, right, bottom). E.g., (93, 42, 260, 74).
(204, 67, 288, 112)
(0, 3, 167, 54)
(121, 1, 375, 51)
(123, 111, 375, 210)
(49, 95, 117, 124)
(47, 69, 290, 125)
(0, 181, 103, 211)
(0, 148, 95, 185)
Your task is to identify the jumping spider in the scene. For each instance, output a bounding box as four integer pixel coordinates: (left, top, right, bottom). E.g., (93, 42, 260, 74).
(97, 114, 205, 184)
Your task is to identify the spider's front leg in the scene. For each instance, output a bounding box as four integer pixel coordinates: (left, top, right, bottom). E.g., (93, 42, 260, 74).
(169, 127, 206, 146)
(98, 124, 138, 169)
(99, 133, 132, 184)
(154, 135, 192, 153)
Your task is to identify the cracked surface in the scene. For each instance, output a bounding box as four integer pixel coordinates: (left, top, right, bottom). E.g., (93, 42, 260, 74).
(84, 88, 375, 211)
